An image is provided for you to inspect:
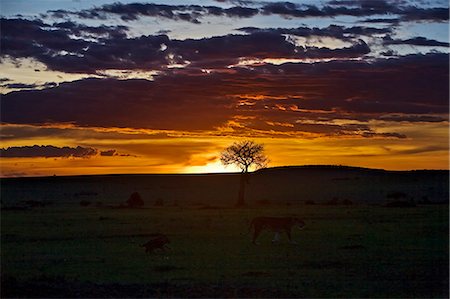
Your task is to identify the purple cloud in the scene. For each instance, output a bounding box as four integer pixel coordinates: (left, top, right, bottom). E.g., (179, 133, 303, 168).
(0, 145, 98, 158)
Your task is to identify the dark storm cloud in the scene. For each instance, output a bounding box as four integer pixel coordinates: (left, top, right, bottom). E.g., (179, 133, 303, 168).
(261, 1, 448, 22)
(172, 32, 296, 61)
(378, 114, 448, 122)
(0, 77, 234, 130)
(298, 39, 370, 59)
(212, 0, 258, 5)
(52, 21, 129, 39)
(0, 18, 130, 72)
(1, 18, 169, 73)
(1, 53, 447, 138)
(0, 18, 128, 42)
(223, 6, 259, 17)
(398, 6, 449, 22)
(380, 49, 397, 57)
(43, 1, 448, 23)
(361, 17, 400, 24)
(236, 24, 391, 39)
(2, 83, 39, 89)
(1, 18, 89, 58)
(267, 53, 449, 115)
(361, 132, 407, 139)
(172, 33, 370, 65)
(34, 34, 170, 73)
(0, 124, 172, 141)
(383, 36, 450, 47)
(0, 145, 98, 158)
(46, 3, 257, 24)
(95, 3, 202, 23)
(327, 0, 406, 10)
(1, 18, 373, 73)
(1, 82, 58, 90)
(100, 149, 117, 156)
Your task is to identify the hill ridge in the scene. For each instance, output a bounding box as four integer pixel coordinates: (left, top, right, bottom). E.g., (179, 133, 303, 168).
(2, 165, 448, 180)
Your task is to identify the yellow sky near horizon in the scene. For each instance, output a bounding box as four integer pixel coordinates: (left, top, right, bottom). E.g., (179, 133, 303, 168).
(1, 120, 448, 177)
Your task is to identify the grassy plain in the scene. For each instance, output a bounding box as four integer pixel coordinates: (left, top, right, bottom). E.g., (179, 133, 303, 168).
(1, 202, 448, 298)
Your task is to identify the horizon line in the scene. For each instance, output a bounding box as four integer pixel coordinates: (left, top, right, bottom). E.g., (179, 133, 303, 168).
(1, 164, 448, 179)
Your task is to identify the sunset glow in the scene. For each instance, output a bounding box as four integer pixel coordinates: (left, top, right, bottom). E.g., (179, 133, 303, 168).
(1, 0, 448, 177)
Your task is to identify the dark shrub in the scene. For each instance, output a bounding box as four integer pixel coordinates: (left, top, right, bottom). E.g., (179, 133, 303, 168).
(305, 200, 315, 205)
(23, 200, 53, 208)
(153, 265, 184, 272)
(326, 197, 339, 205)
(384, 200, 416, 208)
(74, 191, 98, 197)
(418, 196, 432, 204)
(342, 199, 353, 205)
(256, 199, 271, 205)
(1, 206, 29, 211)
(339, 244, 365, 250)
(198, 204, 221, 210)
(79, 200, 91, 207)
(386, 191, 407, 200)
(154, 198, 164, 206)
(127, 192, 144, 207)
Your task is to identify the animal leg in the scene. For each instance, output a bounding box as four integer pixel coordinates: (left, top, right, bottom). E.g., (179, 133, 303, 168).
(252, 228, 261, 245)
(272, 232, 281, 244)
(286, 229, 297, 244)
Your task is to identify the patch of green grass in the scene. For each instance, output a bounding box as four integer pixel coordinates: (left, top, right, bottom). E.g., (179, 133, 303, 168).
(1, 204, 448, 297)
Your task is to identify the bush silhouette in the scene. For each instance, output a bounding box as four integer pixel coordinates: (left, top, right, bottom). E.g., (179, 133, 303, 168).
(386, 192, 407, 200)
(79, 200, 91, 207)
(341, 199, 353, 205)
(326, 197, 339, 205)
(126, 192, 144, 207)
(385, 200, 416, 208)
(154, 198, 164, 206)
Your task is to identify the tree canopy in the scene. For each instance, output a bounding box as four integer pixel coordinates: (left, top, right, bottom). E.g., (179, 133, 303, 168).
(220, 140, 268, 207)
(220, 140, 268, 173)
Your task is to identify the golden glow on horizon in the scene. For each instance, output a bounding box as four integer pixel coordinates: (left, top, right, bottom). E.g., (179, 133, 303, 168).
(1, 138, 448, 177)
(182, 160, 240, 174)
(0, 120, 448, 177)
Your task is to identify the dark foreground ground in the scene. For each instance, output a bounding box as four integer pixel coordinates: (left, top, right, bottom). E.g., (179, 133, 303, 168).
(2, 166, 448, 207)
(1, 167, 449, 298)
(1, 203, 448, 298)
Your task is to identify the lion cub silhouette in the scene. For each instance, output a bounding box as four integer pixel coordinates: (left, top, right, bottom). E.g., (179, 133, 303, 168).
(141, 234, 170, 253)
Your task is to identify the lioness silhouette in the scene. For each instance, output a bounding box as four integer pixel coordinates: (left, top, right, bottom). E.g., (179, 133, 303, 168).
(249, 216, 305, 244)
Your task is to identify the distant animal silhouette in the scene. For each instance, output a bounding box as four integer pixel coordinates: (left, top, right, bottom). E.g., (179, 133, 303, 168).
(249, 216, 305, 245)
(141, 234, 170, 253)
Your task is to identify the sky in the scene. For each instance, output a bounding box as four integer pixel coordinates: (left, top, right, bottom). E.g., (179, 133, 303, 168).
(0, 0, 449, 177)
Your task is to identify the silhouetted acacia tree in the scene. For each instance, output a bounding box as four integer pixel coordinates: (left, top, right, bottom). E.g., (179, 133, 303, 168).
(220, 140, 268, 207)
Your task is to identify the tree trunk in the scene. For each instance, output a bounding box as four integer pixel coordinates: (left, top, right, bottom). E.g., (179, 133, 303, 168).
(236, 172, 248, 207)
